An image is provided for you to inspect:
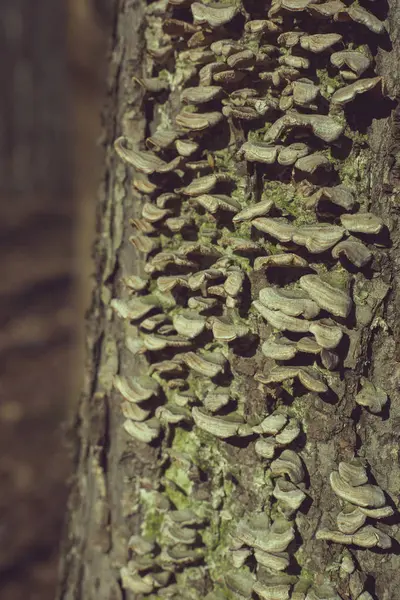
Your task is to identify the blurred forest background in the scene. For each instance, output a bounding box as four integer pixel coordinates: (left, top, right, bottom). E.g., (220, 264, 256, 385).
(0, 0, 111, 598)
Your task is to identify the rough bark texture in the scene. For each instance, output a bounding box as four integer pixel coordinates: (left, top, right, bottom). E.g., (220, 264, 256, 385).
(58, 1, 400, 599)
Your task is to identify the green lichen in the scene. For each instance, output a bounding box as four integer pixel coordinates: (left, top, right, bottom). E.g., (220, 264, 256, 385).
(165, 466, 193, 498)
(264, 181, 315, 225)
(140, 490, 166, 541)
(316, 68, 343, 97)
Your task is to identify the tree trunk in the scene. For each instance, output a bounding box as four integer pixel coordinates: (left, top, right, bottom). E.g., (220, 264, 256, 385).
(57, 2, 400, 600)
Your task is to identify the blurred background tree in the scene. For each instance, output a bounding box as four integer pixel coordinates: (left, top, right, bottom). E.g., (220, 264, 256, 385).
(0, 1, 109, 598)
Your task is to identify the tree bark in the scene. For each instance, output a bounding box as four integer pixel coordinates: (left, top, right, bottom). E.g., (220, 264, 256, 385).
(57, 1, 400, 600)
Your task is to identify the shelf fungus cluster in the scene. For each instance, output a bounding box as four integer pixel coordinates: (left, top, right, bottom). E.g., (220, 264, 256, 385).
(317, 460, 394, 551)
(112, 0, 393, 598)
(121, 494, 211, 595)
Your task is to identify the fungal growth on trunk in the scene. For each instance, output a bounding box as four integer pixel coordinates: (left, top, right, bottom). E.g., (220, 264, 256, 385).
(112, 0, 394, 598)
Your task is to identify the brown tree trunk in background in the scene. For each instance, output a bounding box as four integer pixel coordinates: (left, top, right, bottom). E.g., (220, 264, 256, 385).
(0, 1, 106, 599)
(57, 1, 400, 599)
(0, 2, 73, 599)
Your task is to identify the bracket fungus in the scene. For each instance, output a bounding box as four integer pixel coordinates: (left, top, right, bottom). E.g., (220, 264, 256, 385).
(111, 0, 393, 597)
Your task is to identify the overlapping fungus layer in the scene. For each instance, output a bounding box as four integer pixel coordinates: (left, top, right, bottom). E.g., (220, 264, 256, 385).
(113, 1, 394, 599)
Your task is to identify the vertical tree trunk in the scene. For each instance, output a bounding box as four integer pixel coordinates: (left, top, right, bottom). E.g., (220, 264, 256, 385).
(58, 2, 400, 600)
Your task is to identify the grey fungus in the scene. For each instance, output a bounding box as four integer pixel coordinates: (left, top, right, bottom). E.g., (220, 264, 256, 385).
(308, 320, 343, 350)
(192, 407, 247, 438)
(225, 571, 255, 598)
(172, 311, 207, 339)
(191, 2, 239, 28)
(262, 337, 298, 361)
(252, 217, 296, 242)
(259, 286, 320, 319)
(297, 337, 321, 355)
(114, 375, 160, 404)
(182, 350, 226, 377)
(241, 141, 279, 164)
(306, 584, 342, 600)
(359, 505, 394, 519)
(175, 139, 199, 157)
(275, 418, 301, 445)
(338, 459, 368, 486)
(258, 365, 301, 384)
(270, 449, 305, 484)
(156, 404, 191, 424)
(264, 112, 345, 144)
(253, 302, 311, 333)
(299, 275, 352, 319)
(293, 224, 345, 253)
(254, 579, 292, 600)
(175, 109, 224, 131)
(227, 49, 256, 69)
(308, 1, 346, 18)
(355, 378, 388, 413)
(114, 138, 169, 174)
(253, 412, 288, 435)
(352, 526, 391, 550)
(340, 212, 384, 234)
(298, 367, 328, 393)
(203, 386, 231, 412)
(128, 535, 155, 556)
(330, 51, 372, 78)
(332, 240, 372, 268)
(255, 438, 277, 459)
(224, 270, 245, 297)
(210, 315, 249, 342)
(111, 297, 159, 321)
(331, 77, 382, 106)
(146, 129, 179, 151)
(124, 275, 148, 292)
(316, 529, 353, 545)
(178, 173, 227, 196)
(122, 401, 151, 422)
(346, 4, 386, 35)
(120, 569, 155, 594)
(254, 549, 290, 571)
(141, 203, 170, 223)
(273, 478, 306, 513)
(315, 185, 356, 211)
(254, 254, 309, 271)
(193, 194, 241, 214)
(294, 154, 331, 175)
(336, 505, 366, 534)
(329, 471, 386, 508)
(300, 33, 342, 53)
(123, 418, 161, 444)
(278, 142, 310, 165)
(180, 85, 223, 104)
